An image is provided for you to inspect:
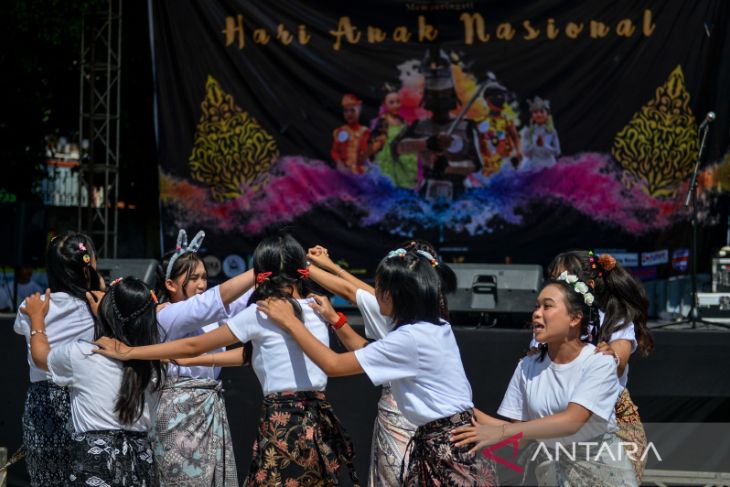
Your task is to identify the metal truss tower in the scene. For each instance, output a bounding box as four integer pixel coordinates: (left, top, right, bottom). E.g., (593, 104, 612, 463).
(78, 0, 122, 258)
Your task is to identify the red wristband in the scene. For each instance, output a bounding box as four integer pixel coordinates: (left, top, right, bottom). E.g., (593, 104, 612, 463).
(331, 312, 347, 330)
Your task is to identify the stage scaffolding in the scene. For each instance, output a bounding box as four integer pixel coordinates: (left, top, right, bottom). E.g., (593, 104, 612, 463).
(77, 0, 122, 258)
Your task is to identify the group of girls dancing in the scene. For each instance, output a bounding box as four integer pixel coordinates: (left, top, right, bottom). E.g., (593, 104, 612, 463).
(13, 228, 653, 486)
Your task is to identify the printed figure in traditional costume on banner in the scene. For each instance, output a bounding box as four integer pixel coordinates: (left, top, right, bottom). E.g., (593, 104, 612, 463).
(394, 48, 483, 201)
(520, 96, 561, 170)
(368, 83, 418, 188)
(331, 93, 369, 174)
(476, 73, 522, 177)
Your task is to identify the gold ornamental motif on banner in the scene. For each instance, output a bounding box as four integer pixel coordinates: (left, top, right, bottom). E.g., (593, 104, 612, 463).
(188, 76, 278, 200)
(612, 65, 698, 198)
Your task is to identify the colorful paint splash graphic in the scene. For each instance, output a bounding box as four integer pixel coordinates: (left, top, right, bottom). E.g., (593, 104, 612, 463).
(161, 152, 693, 237)
(164, 60, 724, 239)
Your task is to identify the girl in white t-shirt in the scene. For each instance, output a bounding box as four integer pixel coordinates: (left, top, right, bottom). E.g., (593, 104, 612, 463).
(22, 277, 164, 486)
(148, 229, 253, 486)
(259, 248, 497, 486)
(452, 274, 637, 487)
(13, 231, 104, 486)
(305, 240, 457, 486)
(532, 250, 654, 481)
(92, 234, 360, 486)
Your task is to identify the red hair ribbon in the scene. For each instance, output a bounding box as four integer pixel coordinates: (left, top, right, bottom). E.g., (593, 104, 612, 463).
(297, 268, 310, 279)
(256, 272, 273, 284)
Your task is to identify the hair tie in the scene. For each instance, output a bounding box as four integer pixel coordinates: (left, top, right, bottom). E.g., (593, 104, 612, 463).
(297, 268, 310, 279)
(598, 254, 617, 272)
(386, 248, 407, 259)
(165, 229, 206, 280)
(110, 277, 123, 286)
(415, 249, 439, 268)
(78, 242, 92, 266)
(256, 272, 272, 284)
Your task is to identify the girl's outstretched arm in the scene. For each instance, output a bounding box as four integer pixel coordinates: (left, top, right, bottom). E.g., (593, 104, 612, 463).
(452, 403, 592, 453)
(307, 294, 368, 351)
(259, 298, 363, 377)
(218, 268, 255, 306)
(308, 246, 375, 299)
(94, 324, 239, 361)
(308, 266, 360, 304)
(172, 346, 248, 367)
(473, 407, 509, 426)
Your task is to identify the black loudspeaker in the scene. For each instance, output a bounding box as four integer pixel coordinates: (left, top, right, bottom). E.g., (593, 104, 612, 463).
(447, 263, 543, 314)
(0, 202, 47, 267)
(96, 259, 160, 286)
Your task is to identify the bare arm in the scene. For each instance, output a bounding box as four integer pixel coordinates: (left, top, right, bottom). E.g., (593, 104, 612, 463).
(473, 407, 509, 426)
(218, 269, 255, 306)
(308, 246, 374, 298)
(595, 339, 632, 378)
(258, 298, 363, 377)
(21, 291, 52, 371)
(307, 294, 368, 351)
(173, 347, 247, 367)
(94, 324, 239, 361)
(332, 323, 369, 352)
(453, 403, 592, 453)
(309, 266, 361, 304)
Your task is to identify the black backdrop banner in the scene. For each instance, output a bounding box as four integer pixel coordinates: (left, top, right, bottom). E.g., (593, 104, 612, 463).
(151, 0, 730, 279)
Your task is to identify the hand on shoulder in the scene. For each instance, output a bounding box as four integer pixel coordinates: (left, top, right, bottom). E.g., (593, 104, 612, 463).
(20, 289, 51, 322)
(257, 298, 299, 332)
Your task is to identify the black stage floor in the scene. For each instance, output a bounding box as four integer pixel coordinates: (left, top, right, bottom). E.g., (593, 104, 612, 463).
(2, 317, 729, 486)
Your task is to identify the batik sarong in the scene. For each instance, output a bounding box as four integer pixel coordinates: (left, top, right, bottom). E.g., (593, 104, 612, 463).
(246, 391, 360, 486)
(69, 429, 157, 486)
(368, 386, 417, 486)
(21, 380, 73, 486)
(152, 377, 238, 486)
(402, 410, 498, 486)
(614, 388, 647, 483)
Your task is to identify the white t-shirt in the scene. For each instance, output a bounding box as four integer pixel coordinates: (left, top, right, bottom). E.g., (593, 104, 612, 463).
(498, 344, 622, 447)
(529, 310, 637, 389)
(354, 321, 473, 426)
(226, 297, 329, 395)
(157, 287, 253, 379)
(0, 280, 45, 310)
(355, 288, 393, 340)
(14, 292, 96, 382)
(48, 341, 158, 433)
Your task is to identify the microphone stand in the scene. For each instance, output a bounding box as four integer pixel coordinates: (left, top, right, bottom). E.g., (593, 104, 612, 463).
(654, 122, 728, 329)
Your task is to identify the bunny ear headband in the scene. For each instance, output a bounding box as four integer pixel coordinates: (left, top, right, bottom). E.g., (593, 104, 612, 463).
(165, 229, 206, 279)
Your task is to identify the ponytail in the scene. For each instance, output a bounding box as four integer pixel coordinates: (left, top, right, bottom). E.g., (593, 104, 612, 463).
(247, 234, 311, 320)
(547, 250, 654, 357)
(400, 240, 456, 320)
(46, 232, 103, 321)
(594, 257, 654, 357)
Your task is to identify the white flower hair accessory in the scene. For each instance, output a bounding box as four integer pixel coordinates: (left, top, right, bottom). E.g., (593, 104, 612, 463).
(557, 271, 595, 306)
